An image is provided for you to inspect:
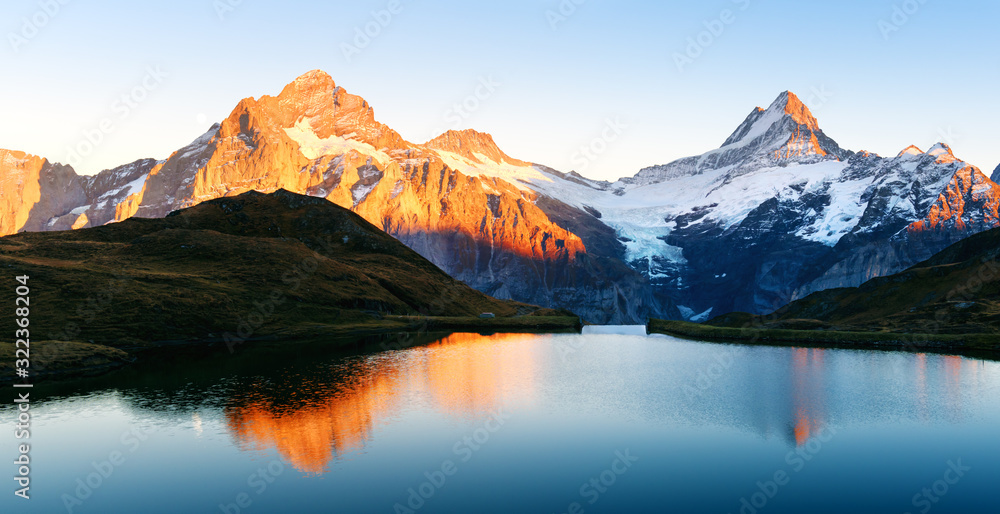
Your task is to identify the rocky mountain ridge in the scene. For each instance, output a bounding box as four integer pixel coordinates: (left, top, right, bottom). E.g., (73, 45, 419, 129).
(2, 73, 998, 322)
(0, 71, 665, 323)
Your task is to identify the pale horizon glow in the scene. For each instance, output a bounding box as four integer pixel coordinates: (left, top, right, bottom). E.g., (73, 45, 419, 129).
(1, 0, 997, 181)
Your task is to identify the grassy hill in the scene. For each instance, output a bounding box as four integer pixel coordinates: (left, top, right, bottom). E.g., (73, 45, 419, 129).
(651, 228, 999, 354)
(0, 190, 577, 379)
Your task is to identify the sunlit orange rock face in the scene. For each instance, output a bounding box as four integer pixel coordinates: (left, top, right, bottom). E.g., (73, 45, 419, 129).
(772, 92, 828, 159)
(122, 69, 583, 271)
(908, 164, 1000, 233)
(782, 91, 820, 132)
(0, 70, 644, 322)
(772, 125, 828, 160)
(0, 149, 88, 234)
(0, 150, 45, 235)
(425, 129, 531, 167)
(224, 333, 538, 474)
(0, 71, 583, 272)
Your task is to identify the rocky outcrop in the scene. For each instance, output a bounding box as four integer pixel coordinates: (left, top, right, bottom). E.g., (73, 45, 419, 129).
(0, 149, 89, 234)
(908, 161, 1000, 233)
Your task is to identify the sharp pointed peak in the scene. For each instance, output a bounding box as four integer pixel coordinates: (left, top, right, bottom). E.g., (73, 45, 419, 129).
(721, 91, 824, 148)
(770, 90, 818, 130)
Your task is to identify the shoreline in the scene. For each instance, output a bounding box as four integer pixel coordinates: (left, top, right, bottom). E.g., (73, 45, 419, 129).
(9, 315, 997, 384)
(648, 319, 1000, 358)
(0, 316, 583, 384)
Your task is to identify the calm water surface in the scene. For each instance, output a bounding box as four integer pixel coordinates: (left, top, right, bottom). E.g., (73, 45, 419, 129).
(3, 330, 999, 513)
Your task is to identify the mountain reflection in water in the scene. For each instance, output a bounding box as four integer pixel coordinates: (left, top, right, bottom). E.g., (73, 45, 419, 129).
(224, 332, 542, 473)
(220, 332, 990, 474)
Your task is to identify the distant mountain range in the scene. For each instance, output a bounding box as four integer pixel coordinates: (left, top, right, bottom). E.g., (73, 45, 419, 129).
(2, 71, 998, 322)
(708, 226, 1000, 336)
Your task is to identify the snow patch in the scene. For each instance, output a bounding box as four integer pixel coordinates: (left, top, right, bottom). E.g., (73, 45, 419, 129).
(284, 117, 391, 167)
(690, 308, 713, 323)
(352, 182, 378, 206)
(678, 306, 715, 323)
(434, 150, 550, 191)
(724, 104, 786, 149)
(123, 173, 148, 197)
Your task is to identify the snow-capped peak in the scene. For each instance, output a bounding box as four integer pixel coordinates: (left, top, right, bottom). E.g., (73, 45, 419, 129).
(721, 91, 818, 148)
(898, 143, 959, 163)
(928, 142, 953, 155)
(778, 91, 820, 131)
(927, 142, 959, 163)
(622, 91, 849, 187)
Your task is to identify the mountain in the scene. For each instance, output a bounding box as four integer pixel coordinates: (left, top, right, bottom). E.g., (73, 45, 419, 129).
(2, 75, 999, 322)
(908, 151, 1000, 233)
(0, 190, 564, 350)
(519, 93, 1000, 318)
(707, 226, 1000, 335)
(622, 91, 851, 187)
(992, 163, 1000, 183)
(0, 71, 668, 323)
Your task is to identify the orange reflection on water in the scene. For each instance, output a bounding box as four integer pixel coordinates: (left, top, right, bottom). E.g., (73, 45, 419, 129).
(417, 332, 540, 416)
(916, 353, 928, 421)
(225, 332, 539, 473)
(226, 366, 405, 474)
(791, 348, 825, 446)
(944, 355, 964, 421)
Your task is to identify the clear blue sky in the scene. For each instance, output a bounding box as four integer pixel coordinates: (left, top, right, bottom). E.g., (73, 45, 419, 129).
(1, 0, 997, 181)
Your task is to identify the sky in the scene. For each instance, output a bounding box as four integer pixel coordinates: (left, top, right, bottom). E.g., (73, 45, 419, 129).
(1, 0, 998, 181)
